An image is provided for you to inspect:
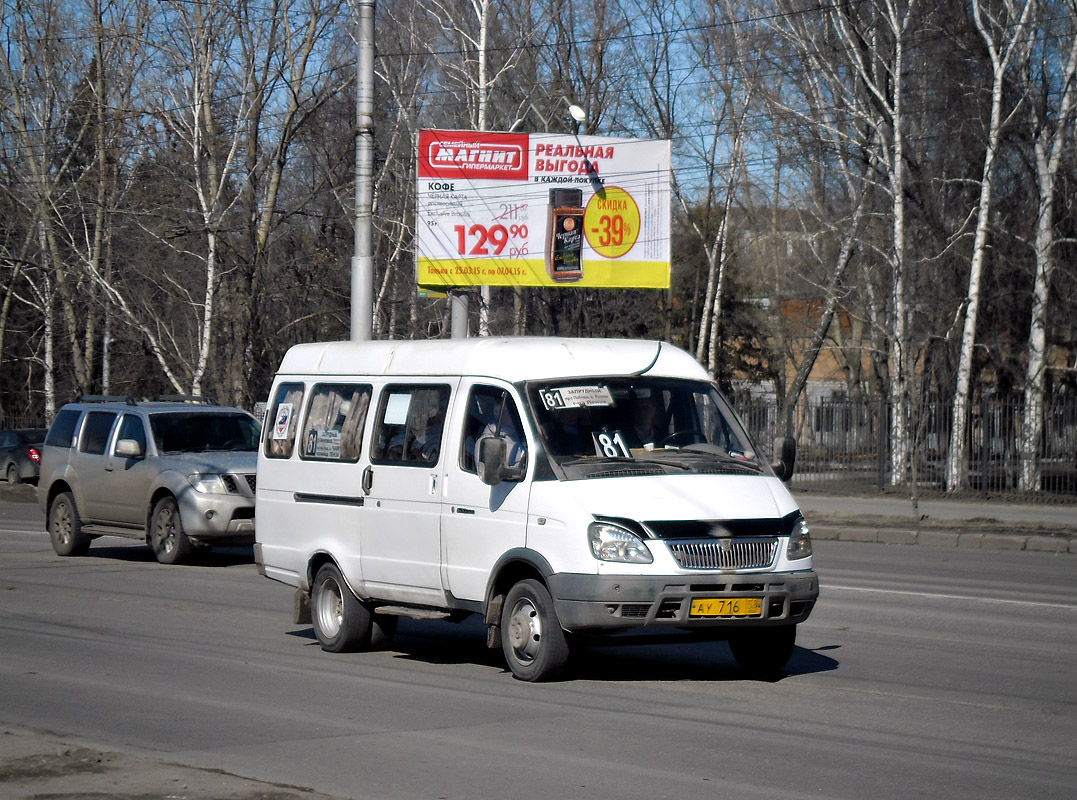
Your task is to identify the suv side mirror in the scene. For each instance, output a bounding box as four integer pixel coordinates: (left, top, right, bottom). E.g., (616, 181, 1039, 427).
(115, 438, 144, 459)
(771, 436, 797, 482)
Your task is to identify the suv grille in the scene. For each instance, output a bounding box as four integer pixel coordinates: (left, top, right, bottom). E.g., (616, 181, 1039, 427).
(221, 474, 256, 495)
(668, 538, 777, 570)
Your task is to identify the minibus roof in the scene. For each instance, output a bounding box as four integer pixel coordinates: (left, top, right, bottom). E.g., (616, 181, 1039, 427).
(275, 337, 710, 383)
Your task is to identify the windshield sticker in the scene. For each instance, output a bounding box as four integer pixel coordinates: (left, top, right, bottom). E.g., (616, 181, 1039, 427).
(540, 385, 614, 410)
(272, 403, 293, 439)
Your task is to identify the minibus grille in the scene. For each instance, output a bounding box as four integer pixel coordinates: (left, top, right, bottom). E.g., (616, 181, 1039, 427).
(667, 538, 778, 570)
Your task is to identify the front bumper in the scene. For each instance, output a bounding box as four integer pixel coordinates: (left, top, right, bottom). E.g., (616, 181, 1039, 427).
(176, 489, 255, 542)
(547, 570, 818, 632)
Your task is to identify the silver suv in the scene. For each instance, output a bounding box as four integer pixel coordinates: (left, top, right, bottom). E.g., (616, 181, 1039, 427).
(39, 396, 260, 564)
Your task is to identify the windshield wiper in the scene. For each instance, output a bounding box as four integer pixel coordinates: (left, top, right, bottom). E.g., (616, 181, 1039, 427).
(559, 455, 690, 470)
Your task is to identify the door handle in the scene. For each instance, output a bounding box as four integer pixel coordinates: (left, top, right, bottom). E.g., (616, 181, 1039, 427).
(362, 465, 374, 494)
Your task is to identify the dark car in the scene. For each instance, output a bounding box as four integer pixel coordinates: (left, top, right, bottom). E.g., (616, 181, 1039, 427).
(0, 428, 48, 485)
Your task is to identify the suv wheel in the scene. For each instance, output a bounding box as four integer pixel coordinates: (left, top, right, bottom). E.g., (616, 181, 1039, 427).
(150, 496, 192, 565)
(49, 492, 91, 556)
(7, 463, 21, 484)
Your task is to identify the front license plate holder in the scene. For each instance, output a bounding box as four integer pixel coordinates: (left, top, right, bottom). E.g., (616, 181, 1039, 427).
(689, 597, 763, 618)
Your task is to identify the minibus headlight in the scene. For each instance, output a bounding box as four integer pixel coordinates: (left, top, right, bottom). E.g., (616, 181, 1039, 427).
(588, 522, 653, 564)
(787, 517, 812, 560)
(188, 473, 228, 495)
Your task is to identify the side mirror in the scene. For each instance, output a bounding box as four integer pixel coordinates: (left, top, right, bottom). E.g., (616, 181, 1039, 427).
(477, 437, 507, 486)
(771, 436, 797, 482)
(115, 438, 144, 459)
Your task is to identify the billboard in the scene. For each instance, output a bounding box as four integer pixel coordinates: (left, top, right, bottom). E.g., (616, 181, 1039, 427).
(416, 129, 671, 289)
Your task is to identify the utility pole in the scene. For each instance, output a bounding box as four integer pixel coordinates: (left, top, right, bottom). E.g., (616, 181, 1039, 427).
(352, 0, 375, 341)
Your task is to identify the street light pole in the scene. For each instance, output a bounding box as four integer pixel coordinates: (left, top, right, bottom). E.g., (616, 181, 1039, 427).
(351, 0, 375, 342)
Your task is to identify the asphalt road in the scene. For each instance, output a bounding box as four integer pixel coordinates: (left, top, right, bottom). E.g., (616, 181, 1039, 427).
(1, 499, 1075, 800)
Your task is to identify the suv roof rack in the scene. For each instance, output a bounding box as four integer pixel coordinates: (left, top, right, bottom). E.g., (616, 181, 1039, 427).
(152, 394, 218, 405)
(75, 395, 138, 405)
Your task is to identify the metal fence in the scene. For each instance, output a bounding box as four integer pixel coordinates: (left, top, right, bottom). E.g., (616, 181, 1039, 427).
(7, 398, 1077, 499)
(735, 396, 1077, 498)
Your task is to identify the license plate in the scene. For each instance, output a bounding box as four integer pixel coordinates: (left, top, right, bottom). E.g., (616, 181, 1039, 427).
(689, 597, 763, 618)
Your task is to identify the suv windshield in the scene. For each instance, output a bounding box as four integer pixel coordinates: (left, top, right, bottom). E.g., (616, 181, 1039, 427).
(529, 377, 762, 476)
(150, 412, 260, 454)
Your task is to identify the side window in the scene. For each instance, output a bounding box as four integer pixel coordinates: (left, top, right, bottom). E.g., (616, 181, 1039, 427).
(45, 409, 81, 448)
(80, 412, 117, 455)
(0, 433, 11, 448)
(371, 385, 450, 466)
(461, 386, 527, 473)
(264, 382, 305, 459)
(300, 383, 372, 462)
(115, 415, 147, 453)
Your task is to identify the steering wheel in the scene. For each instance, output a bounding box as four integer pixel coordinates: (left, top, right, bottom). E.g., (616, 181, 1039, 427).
(656, 429, 706, 448)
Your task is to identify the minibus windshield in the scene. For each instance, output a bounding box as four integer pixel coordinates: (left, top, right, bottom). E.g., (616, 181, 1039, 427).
(528, 378, 763, 474)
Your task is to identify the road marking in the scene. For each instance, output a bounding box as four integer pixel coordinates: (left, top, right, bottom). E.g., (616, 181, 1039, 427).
(825, 583, 1077, 611)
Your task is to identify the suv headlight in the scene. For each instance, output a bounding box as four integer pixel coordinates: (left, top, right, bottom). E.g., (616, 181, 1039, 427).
(188, 473, 228, 494)
(588, 521, 653, 564)
(787, 516, 812, 559)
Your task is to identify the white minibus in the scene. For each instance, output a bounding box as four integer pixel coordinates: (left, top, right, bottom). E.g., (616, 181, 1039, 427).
(255, 337, 818, 681)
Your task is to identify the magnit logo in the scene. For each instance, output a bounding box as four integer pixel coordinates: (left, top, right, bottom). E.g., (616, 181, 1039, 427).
(418, 130, 529, 180)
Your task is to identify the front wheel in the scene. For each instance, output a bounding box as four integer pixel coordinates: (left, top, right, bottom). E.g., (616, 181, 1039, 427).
(500, 579, 570, 682)
(49, 492, 91, 556)
(311, 563, 372, 653)
(728, 625, 796, 677)
(150, 496, 192, 565)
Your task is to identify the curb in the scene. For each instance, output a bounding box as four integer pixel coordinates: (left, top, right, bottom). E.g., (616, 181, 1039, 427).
(810, 523, 1077, 554)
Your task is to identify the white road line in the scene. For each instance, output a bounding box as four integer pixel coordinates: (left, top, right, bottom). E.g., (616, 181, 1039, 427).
(824, 582, 1077, 611)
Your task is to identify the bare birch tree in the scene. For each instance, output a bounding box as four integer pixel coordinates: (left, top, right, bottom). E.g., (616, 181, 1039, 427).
(1019, 0, 1077, 490)
(946, 0, 1037, 492)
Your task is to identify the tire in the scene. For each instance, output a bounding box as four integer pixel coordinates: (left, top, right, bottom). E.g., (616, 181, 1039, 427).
(728, 625, 797, 677)
(150, 496, 192, 565)
(311, 563, 372, 653)
(500, 579, 570, 682)
(49, 492, 91, 556)
(7, 463, 21, 485)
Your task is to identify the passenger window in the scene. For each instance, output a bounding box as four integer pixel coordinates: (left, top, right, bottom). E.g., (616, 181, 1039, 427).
(460, 386, 527, 473)
(80, 412, 117, 455)
(115, 415, 146, 454)
(46, 409, 81, 448)
(371, 385, 450, 466)
(300, 383, 371, 462)
(265, 382, 305, 459)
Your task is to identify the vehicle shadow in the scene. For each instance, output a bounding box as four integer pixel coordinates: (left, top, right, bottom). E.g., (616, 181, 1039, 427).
(319, 616, 839, 682)
(81, 543, 254, 567)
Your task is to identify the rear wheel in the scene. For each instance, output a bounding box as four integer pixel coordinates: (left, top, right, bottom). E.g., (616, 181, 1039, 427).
(500, 579, 570, 682)
(150, 497, 192, 565)
(49, 492, 91, 556)
(728, 625, 796, 677)
(7, 463, 21, 484)
(311, 563, 372, 653)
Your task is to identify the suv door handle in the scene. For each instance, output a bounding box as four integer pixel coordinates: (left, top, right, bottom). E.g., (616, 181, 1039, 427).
(362, 465, 374, 494)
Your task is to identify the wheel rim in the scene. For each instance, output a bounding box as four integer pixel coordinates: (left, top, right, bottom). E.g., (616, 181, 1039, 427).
(506, 596, 543, 665)
(154, 506, 176, 554)
(315, 578, 344, 639)
(52, 502, 72, 546)
(7, 465, 15, 483)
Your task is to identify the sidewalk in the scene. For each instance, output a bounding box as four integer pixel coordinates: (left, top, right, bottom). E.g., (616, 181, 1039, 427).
(794, 491, 1077, 554)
